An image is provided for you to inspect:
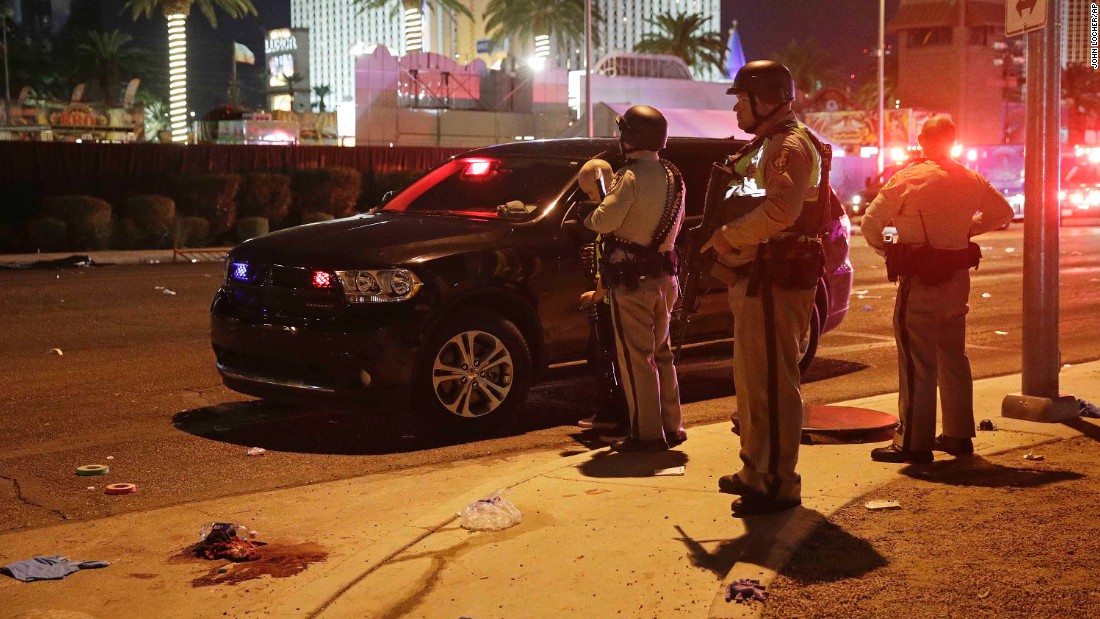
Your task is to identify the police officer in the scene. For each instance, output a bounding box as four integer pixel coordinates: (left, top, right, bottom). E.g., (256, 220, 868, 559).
(583, 105, 686, 451)
(577, 158, 631, 438)
(862, 116, 1013, 463)
(701, 60, 822, 515)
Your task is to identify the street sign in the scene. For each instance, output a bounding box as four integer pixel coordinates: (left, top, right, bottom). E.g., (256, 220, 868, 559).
(1006, 0, 1048, 37)
(476, 39, 490, 54)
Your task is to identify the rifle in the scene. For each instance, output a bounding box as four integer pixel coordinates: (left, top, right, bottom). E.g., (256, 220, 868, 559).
(674, 161, 738, 347)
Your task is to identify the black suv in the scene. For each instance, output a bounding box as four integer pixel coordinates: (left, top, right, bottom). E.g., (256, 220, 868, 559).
(211, 138, 853, 432)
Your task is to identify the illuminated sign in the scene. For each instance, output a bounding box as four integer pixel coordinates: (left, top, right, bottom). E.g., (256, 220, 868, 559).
(266, 29, 299, 54)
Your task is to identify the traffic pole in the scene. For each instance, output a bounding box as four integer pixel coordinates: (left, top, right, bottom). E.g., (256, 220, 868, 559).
(1003, 0, 1077, 422)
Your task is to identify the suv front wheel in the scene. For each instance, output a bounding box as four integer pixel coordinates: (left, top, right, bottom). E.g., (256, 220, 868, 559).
(413, 309, 532, 434)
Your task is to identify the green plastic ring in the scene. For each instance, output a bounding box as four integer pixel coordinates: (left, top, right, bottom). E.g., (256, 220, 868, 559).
(76, 464, 109, 476)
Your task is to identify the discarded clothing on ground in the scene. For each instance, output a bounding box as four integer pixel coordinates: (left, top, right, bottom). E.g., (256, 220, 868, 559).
(1, 555, 109, 582)
(0, 255, 96, 270)
(1080, 398, 1100, 419)
(726, 578, 768, 603)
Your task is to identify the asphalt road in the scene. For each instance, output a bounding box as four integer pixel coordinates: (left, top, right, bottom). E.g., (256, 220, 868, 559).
(1, 225, 1098, 532)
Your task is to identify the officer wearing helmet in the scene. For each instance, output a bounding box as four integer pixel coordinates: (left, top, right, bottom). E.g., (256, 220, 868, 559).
(582, 104, 686, 451)
(700, 60, 826, 515)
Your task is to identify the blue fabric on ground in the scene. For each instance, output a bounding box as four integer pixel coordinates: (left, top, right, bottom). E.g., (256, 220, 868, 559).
(1, 555, 109, 582)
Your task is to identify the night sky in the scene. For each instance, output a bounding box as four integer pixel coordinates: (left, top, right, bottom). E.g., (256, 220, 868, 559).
(48, 1, 898, 116)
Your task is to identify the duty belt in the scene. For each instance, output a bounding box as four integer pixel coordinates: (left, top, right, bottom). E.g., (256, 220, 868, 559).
(600, 236, 679, 291)
(886, 242, 982, 284)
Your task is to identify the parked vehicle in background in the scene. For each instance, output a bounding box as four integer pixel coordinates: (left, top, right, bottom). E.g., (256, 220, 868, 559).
(210, 138, 854, 435)
(1060, 163, 1100, 218)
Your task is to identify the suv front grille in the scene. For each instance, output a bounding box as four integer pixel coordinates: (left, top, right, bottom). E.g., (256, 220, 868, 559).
(225, 263, 342, 319)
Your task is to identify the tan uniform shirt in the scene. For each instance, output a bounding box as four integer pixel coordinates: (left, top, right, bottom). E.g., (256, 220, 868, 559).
(717, 111, 819, 250)
(862, 158, 1014, 254)
(584, 151, 683, 253)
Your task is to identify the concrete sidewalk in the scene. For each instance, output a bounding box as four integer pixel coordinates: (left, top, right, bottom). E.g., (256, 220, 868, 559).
(2, 362, 1097, 619)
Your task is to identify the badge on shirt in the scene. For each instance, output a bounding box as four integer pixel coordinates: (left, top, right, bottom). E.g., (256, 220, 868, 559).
(771, 149, 791, 173)
(745, 163, 757, 178)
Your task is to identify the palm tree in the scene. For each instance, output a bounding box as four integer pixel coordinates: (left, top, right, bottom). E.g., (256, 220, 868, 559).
(632, 12, 725, 77)
(482, 0, 600, 64)
(124, 0, 257, 142)
(770, 39, 842, 100)
(313, 84, 331, 112)
(75, 30, 145, 106)
(855, 56, 897, 112)
(353, 0, 472, 53)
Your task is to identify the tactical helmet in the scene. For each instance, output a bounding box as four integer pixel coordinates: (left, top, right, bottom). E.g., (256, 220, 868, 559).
(616, 105, 668, 152)
(726, 60, 795, 104)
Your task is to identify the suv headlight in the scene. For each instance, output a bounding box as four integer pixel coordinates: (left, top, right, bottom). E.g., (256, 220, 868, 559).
(335, 269, 423, 303)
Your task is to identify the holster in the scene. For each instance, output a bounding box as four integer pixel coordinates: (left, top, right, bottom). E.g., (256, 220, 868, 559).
(769, 237, 826, 291)
(733, 237, 824, 297)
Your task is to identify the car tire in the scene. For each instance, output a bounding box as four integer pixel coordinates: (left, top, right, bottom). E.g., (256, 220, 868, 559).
(797, 301, 822, 374)
(413, 309, 532, 435)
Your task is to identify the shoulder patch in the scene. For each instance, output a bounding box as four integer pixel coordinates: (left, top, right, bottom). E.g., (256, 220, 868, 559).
(771, 148, 791, 173)
(883, 173, 901, 190)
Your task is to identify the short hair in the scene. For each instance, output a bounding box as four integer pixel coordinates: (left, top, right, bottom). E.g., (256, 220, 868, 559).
(918, 116, 956, 149)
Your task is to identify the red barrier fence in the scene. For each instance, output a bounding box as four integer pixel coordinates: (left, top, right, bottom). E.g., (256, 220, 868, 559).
(0, 142, 467, 214)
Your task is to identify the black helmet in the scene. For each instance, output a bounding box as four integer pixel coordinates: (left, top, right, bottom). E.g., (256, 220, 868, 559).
(616, 105, 668, 152)
(726, 60, 795, 104)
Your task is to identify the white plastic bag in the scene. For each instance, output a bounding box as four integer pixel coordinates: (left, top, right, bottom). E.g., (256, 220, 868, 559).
(457, 489, 523, 531)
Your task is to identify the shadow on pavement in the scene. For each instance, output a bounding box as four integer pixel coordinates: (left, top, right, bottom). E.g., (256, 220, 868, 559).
(575, 449, 689, 478)
(1062, 416, 1100, 444)
(900, 456, 1085, 488)
(169, 352, 868, 456)
(674, 508, 887, 581)
(768, 510, 889, 584)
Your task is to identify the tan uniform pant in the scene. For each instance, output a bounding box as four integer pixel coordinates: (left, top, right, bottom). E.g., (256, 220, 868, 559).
(893, 270, 974, 452)
(608, 275, 683, 442)
(728, 276, 815, 503)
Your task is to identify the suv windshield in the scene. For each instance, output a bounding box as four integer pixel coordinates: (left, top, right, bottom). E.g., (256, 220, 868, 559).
(383, 156, 581, 219)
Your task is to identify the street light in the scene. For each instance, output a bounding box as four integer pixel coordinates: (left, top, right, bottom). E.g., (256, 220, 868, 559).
(584, 0, 593, 137)
(877, 0, 885, 175)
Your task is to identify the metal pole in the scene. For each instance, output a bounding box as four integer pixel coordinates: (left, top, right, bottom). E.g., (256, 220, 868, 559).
(877, 0, 885, 174)
(1021, 0, 1062, 397)
(584, 0, 593, 138)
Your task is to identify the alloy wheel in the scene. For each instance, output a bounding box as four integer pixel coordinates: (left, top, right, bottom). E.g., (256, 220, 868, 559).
(431, 330, 514, 417)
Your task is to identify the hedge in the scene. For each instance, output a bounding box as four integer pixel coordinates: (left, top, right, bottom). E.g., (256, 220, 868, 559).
(175, 174, 240, 239)
(40, 195, 112, 250)
(292, 167, 361, 222)
(238, 173, 291, 227)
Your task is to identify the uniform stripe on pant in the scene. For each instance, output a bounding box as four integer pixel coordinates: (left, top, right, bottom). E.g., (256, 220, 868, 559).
(762, 275, 782, 496)
(608, 289, 642, 438)
(896, 277, 917, 451)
